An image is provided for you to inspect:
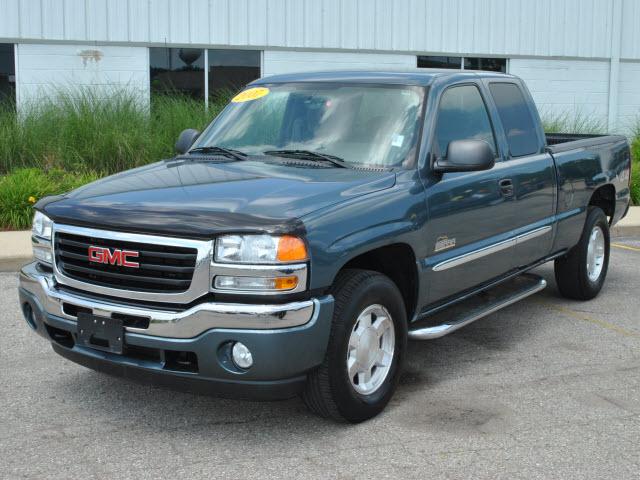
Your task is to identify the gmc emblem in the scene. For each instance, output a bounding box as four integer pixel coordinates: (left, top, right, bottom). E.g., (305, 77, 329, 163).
(88, 246, 140, 268)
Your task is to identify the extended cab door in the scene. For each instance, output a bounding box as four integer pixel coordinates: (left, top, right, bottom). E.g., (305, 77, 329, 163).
(422, 82, 520, 304)
(485, 81, 556, 267)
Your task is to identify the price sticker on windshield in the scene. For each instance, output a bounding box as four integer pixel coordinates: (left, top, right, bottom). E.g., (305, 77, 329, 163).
(232, 87, 270, 103)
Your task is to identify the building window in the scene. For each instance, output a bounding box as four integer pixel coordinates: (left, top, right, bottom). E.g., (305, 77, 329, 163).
(417, 56, 462, 69)
(0, 44, 15, 104)
(149, 48, 261, 105)
(464, 57, 507, 73)
(208, 49, 260, 97)
(150, 48, 205, 99)
(417, 55, 507, 73)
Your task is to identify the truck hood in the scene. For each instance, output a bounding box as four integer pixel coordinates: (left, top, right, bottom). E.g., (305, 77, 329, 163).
(40, 158, 396, 238)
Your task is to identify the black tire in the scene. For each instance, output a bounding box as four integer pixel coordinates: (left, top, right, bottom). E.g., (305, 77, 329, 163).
(554, 206, 610, 300)
(302, 269, 407, 423)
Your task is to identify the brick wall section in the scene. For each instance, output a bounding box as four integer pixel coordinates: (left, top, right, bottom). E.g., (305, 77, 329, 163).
(16, 43, 149, 109)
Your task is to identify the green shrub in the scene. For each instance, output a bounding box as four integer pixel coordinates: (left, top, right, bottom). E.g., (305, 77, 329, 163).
(0, 89, 223, 174)
(0, 168, 101, 229)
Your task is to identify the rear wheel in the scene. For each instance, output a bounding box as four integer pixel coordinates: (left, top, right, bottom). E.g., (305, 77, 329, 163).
(302, 269, 407, 423)
(555, 206, 610, 300)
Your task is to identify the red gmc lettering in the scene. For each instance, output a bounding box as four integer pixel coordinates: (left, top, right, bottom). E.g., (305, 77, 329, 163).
(88, 246, 139, 268)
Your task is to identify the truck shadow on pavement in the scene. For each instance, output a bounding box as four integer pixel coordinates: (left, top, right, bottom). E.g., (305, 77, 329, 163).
(52, 267, 563, 430)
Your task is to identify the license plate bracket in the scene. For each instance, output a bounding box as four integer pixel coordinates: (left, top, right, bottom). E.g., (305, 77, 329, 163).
(77, 313, 124, 354)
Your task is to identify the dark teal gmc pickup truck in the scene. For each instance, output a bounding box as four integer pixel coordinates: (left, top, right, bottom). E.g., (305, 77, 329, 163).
(19, 71, 631, 422)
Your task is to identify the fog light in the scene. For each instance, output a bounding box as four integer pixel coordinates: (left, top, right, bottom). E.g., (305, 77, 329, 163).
(231, 342, 253, 369)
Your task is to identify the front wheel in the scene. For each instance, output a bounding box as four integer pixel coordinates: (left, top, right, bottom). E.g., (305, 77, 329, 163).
(555, 206, 610, 300)
(302, 269, 407, 423)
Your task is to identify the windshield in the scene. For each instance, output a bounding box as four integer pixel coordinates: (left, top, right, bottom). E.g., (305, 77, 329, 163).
(194, 83, 425, 169)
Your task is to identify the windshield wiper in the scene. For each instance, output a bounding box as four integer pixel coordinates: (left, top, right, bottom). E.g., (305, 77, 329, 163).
(189, 146, 248, 161)
(264, 149, 350, 168)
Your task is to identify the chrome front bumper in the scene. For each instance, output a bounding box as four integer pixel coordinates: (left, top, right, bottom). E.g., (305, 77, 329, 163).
(19, 262, 317, 339)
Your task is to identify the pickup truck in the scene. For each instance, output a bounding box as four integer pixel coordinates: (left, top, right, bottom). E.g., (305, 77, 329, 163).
(19, 71, 631, 422)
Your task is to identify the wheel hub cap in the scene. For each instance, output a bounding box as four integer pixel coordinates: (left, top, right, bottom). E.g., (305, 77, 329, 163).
(346, 304, 395, 395)
(586, 225, 605, 282)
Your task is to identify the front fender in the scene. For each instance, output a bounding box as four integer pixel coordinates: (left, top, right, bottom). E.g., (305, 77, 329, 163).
(301, 175, 428, 290)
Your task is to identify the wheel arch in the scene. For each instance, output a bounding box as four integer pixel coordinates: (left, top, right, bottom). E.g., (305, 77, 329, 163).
(333, 243, 419, 321)
(588, 184, 616, 222)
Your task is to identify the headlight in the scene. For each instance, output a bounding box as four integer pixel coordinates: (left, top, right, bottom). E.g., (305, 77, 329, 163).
(214, 234, 308, 264)
(32, 211, 53, 264)
(32, 211, 53, 240)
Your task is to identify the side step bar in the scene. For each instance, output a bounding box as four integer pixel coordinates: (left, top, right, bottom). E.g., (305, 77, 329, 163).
(408, 273, 546, 340)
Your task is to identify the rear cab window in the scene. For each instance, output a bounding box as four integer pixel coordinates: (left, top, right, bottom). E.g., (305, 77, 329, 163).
(488, 83, 540, 157)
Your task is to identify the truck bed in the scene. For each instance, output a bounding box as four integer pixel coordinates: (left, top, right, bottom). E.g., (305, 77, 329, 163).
(546, 133, 628, 154)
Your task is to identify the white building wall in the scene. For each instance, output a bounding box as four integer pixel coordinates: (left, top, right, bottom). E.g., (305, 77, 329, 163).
(509, 58, 611, 128)
(15, 43, 149, 108)
(617, 62, 640, 133)
(262, 50, 416, 76)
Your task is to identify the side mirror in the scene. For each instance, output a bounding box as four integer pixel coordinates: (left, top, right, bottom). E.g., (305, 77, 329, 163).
(175, 129, 200, 154)
(433, 139, 495, 173)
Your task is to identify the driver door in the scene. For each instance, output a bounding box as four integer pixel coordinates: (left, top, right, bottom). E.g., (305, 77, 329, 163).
(423, 83, 518, 304)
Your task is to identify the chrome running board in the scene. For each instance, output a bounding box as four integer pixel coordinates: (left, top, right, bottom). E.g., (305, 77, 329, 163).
(408, 273, 546, 340)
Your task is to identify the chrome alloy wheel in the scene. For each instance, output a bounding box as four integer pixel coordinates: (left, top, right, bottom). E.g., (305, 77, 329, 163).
(586, 225, 606, 282)
(346, 304, 395, 395)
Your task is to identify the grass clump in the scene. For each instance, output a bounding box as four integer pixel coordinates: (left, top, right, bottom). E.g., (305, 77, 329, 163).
(540, 109, 607, 134)
(0, 88, 222, 174)
(0, 88, 231, 229)
(0, 168, 100, 229)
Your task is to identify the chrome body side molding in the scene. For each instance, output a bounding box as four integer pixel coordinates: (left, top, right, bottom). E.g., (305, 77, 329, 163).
(432, 226, 552, 272)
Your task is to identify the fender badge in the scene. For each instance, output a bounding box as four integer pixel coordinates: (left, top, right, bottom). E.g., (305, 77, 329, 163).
(435, 235, 456, 252)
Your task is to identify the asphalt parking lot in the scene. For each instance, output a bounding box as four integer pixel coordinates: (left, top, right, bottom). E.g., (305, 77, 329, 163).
(1, 239, 639, 480)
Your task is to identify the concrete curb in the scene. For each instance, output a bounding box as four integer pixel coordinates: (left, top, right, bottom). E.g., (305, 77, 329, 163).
(1, 207, 639, 271)
(611, 225, 640, 237)
(612, 205, 640, 238)
(0, 230, 32, 272)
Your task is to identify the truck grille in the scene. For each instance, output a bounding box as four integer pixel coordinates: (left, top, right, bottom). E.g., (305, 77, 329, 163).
(54, 232, 198, 293)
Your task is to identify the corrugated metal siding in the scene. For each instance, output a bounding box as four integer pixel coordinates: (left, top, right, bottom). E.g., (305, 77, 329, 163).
(620, 0, 640, 59)
(1, 0, 638, 60)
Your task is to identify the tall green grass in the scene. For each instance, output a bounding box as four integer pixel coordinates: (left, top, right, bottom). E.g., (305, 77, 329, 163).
(0, 88, 229, 229)
(0, 88, 224, 174)
(0, 168, 100, 229)
(540, 109, 607, 134)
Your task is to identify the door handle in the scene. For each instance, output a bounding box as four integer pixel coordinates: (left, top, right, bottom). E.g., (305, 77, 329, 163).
(499, 178, 514, 197)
